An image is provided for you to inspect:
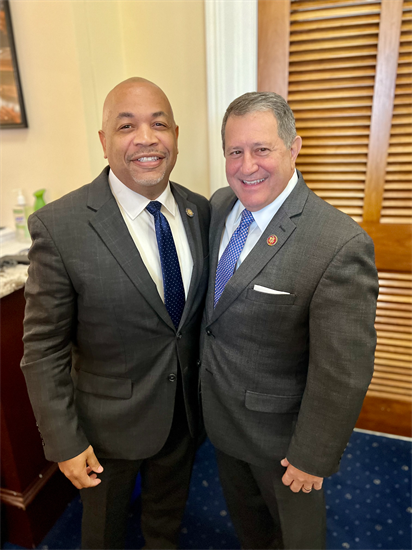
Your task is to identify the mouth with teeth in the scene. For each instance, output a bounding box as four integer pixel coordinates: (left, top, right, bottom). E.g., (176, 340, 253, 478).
(241, 178, 266, 186)
(129, 152, 166, 168)
(136, 156, 162, 163)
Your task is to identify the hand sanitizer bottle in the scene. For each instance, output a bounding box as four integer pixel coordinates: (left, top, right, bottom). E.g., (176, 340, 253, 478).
(13, 189, 30, 242)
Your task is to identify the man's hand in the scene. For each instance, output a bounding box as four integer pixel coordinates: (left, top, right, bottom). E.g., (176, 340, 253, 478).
(58, 445, 103, 489)
(281, 458, 323, 493)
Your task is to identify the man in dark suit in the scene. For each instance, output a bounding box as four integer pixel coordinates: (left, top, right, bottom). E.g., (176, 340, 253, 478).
(21, 77, 210, 549)
(200, 91, 378, 549)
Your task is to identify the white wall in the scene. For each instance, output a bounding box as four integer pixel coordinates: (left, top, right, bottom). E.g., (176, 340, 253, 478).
(1, 0, 93, 227)
(119, 0, 209, 197)
(1, 0, 209, 230)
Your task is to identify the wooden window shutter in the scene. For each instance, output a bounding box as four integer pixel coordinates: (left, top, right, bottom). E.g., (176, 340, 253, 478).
(258, 0, 412, 436)
(287, 0, 382, 222)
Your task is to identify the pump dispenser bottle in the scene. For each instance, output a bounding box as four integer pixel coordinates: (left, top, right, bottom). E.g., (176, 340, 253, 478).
(13, 189, 30, 242)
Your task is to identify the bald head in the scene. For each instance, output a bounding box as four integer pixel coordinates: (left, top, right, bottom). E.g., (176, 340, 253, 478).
(101, 77, 175, 131)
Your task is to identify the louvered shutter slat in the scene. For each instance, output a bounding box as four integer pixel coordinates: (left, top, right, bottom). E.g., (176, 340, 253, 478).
(290, 56, 378, 71)
(291, 4, 381, 21)
(289, 87, 375, 99)
(289, 77, 376, 90)
(290, 13, 381, 32)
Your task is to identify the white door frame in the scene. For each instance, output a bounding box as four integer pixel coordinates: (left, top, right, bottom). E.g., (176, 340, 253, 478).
(205, 0, 258, 194)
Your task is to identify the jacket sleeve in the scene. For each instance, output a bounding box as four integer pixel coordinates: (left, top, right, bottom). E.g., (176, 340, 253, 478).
(286, 231, 379, 477)
(21, 213, 89, 462)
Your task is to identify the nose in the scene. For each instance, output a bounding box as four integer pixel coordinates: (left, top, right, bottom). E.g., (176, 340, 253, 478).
(241, 151, 258, 175)
(133, 124, 158, 146)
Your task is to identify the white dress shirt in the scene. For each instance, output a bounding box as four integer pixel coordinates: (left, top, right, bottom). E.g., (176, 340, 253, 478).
(109, 170, 193, 301)
(218, 170, 298, 267)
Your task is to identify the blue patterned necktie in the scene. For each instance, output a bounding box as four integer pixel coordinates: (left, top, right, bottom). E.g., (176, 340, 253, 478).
(146, 201, 185, 329)
(214, 208, 254, 307)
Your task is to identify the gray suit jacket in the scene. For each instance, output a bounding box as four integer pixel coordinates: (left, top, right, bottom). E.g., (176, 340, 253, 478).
(200, 172, 378, 477)
(21, 167, 210, 463)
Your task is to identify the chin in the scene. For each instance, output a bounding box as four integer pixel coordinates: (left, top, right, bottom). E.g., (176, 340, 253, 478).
(238, 195, 264, 212)
(132, 171, 168, 187)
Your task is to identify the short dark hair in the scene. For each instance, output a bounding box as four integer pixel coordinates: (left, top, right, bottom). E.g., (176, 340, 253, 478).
(221, 91, 297, 151)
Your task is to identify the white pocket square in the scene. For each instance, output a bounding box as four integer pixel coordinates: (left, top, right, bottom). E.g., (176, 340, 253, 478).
(253, 285, 290, 295)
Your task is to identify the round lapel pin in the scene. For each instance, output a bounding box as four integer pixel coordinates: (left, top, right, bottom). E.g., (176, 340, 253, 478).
(267, 235, 278, 246)
(186, 208, 194, 218)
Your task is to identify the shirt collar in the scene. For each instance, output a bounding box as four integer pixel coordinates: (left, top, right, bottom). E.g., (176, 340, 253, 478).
(234, 169, 298, 232)
(108, 169, 176, 220)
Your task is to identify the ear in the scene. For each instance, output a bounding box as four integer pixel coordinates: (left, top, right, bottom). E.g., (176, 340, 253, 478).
(290, 135, 302, 167)
(175, 125, 179, 154)
(98, 130, 107, 159)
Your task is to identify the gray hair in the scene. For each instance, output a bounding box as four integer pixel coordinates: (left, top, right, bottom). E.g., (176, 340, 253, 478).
(221, 91, 297, 151)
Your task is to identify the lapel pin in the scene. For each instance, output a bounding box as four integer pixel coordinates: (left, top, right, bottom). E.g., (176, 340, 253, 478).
(186, 208, 194, 218)
(267, 235, 278, 246)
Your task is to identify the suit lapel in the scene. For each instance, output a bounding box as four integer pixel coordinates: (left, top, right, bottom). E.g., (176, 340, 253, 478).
(211, 174, 310, 322)
(212, 209, 297, 320)
(87, 168, 174, 329)
(171, 182, 205, 329)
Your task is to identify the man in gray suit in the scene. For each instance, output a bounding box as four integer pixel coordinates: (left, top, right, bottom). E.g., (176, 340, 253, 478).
(200, 92, 378, 549)
(21, 77, 210, 549)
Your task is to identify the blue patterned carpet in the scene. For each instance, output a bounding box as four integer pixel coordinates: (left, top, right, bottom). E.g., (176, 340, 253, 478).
(2, 430, 411, 550)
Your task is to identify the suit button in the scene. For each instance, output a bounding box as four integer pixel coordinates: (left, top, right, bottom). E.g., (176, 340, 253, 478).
(206, 329, 212, 336)
(168, 374, 176, 382)
(176, 333, 182, 339)
(197, 359, 201, 366)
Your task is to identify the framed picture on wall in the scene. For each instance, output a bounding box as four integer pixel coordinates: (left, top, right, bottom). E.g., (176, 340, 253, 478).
(0, 0, 27, 128)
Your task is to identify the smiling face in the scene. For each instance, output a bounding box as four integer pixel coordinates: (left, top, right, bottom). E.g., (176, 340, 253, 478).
(99, 79, 179, 199)
(224, 110, 302, 212)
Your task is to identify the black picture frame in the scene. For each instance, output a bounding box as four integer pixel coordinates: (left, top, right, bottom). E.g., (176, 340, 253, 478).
(0, 0, 27, 128)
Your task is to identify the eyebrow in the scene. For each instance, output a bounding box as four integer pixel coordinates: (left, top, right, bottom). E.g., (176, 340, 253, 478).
(151, 111, 168, 118)
(227, 142, 270, 149)
(115, 111, 169, 120)
(116, 112, 134, 120)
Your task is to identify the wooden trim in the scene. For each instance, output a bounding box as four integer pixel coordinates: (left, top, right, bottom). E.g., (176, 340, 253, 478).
(258, 0, 290, 98)
(356, 394, 412, 437)
(363, 0, 404, 222)
(0, 462, 58, 510)
(359, 222, 412, 271)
